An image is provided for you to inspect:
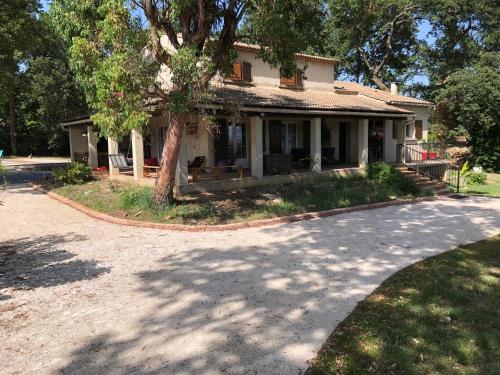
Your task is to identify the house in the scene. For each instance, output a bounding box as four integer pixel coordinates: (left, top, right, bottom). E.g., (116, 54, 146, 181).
(62, 42, 432, 193)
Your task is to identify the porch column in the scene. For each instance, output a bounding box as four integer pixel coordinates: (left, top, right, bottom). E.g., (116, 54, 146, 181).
(69, 127, 74, 162)
(383, 119, 395, 163)
(357, 118, 369, 168)
(131, 129, 144, 181)
(107, 137, 120, 176)
(87, 125, 98, 169)
(310, 117, 322, 173)
(175, 126, 188, 187)
(250, 116, 264, 179)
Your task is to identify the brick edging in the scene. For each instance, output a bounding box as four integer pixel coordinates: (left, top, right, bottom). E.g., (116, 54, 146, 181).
(31, 183, 443, 232)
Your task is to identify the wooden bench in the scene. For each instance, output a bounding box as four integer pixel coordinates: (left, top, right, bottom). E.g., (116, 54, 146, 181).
(143, 165, 160, 177)
(191, 165, 244, 182)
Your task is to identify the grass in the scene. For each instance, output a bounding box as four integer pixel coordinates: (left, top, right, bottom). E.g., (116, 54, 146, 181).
(462, 173, 500, 197)
(307, 235, 500, 375)
(52, 171, 429, 225)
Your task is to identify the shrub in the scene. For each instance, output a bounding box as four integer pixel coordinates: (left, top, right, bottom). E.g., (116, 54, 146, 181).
(466, 171, 487, 185)
(53, 162, 93, 185)
(0, 161, 7, 188)
(365, 162, 419, 195)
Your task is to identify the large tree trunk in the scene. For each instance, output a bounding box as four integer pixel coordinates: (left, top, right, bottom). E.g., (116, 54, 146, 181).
(9, 90, 17, 155)
(155, 113, 188, 205)
(371, 74, 389, 91)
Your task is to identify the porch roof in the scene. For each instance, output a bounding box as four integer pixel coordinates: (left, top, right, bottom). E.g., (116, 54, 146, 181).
(334, 81, 432, 107)
(208, 83, 414, 115)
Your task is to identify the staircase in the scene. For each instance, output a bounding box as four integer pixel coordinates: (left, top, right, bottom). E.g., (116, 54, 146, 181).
(395, 165, 452, 196)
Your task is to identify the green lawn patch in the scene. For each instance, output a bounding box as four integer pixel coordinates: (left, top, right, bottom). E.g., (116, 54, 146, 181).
(51, 167, 429, 225)
(307, 235, 500, 375)
(462, 173, 500, 197)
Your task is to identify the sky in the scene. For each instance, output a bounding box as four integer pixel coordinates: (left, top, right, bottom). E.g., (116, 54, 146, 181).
(40, 0, 433, 85)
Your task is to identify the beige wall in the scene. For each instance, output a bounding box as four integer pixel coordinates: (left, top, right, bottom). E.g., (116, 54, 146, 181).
(395, 105, 431, 141)
(69, 126, 89, 159)
(216, 50, 336, 91)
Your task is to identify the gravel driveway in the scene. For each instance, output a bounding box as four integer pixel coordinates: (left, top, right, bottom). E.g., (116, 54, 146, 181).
(1, 185, 499, 375)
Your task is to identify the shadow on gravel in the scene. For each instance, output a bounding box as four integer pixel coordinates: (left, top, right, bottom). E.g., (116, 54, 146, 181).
(0, 234, 110, 295)
(56, 199, 500, 375)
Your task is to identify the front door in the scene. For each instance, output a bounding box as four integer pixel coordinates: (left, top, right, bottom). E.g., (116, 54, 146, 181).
(368, 119, 384, 162)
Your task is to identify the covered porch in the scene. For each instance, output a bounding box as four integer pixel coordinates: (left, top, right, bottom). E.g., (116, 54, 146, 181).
(102, 111, 408, 193)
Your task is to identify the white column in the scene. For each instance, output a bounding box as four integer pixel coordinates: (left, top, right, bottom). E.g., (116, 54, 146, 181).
(175, 126, 188, 187)
(310, 117, 322, 173)
(69, 127, 75, 162)
(358, 118, 369, 168)
(87, 125, 98, 169)
(131, 129, 144, 181)
(383, 119, 395, 163)
(250, 116, 264, 179)
(107, 137, 119, 176)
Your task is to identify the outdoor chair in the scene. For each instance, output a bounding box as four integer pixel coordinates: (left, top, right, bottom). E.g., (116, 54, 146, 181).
(109, 154, 133, 171)
(322, 147, 336, 166)
(188, 156, 206, 172)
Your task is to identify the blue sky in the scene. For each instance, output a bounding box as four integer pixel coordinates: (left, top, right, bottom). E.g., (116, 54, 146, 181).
(41, 0, 433, 85)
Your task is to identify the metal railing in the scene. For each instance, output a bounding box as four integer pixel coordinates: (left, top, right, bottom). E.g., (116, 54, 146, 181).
(397, 143, 461, 193)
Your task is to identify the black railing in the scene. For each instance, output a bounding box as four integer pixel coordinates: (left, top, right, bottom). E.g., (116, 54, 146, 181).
(397, 143, 461, 193)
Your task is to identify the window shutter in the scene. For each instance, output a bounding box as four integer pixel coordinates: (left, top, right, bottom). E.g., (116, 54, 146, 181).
(280, 74, 296, 86)
(242, 62, 252, 82)
(280, 69, 304, 87)
(415, 120, 423, 139)
(296, 69, 303, 87)
(228, 62, 242, 80)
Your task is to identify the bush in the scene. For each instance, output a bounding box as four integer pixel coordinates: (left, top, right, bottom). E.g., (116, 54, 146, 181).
(466, 171, 487, 185)
(365, 162, 419, 195)
(53, 162, 93, 185)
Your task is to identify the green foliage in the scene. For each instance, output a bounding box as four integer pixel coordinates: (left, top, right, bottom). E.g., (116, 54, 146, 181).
(51, 0, 154, 139)
(436, 61, 500, 171)
(0, 161, 7, 189)
(324, 0, 418, 88)
(417, 0, 500, 93)
(466, 171, 487, 185)
(53, 162, 93, 185)
(365, 162, 419, 195)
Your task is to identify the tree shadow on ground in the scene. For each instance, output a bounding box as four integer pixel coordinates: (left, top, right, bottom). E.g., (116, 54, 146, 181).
(0, 234, 110, 295)
(56, 198, 500, 374)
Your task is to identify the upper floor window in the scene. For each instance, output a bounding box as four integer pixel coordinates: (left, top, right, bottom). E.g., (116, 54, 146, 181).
(227, 61, 252, 82)
(280, 69, 304, 88)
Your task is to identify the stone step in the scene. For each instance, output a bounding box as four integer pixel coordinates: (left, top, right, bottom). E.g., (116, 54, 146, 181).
(396, 165, 451, 195)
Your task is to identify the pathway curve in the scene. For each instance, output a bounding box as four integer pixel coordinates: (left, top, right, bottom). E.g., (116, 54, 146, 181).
(1, 185, 499, 374)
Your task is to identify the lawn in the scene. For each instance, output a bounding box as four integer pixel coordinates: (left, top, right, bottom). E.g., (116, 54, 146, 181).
(52, 171, 429, 225)
(462, 173, 500, 197)
(307, 235, 500, 375)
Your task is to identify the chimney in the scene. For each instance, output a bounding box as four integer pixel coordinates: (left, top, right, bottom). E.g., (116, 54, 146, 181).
(390, 82, 398, 95)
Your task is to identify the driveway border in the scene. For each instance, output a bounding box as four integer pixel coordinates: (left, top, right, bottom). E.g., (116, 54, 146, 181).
(31, 184, 443, 232)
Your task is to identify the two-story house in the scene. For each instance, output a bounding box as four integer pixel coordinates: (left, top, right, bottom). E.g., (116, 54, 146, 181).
(63, 42, 432, 193)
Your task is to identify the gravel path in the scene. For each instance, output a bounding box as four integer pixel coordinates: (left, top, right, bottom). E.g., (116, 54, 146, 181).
(1, 185, 499, 375)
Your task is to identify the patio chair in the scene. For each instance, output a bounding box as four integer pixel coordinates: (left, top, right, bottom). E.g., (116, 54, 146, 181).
(109, 154, 133, 171)
(188, 156, 205, 171)
(322, 147, 336, 166)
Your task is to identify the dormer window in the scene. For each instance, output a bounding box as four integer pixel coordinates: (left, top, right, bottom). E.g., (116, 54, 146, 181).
(280, 69, 304, 88)
(227, 61, 252, 82)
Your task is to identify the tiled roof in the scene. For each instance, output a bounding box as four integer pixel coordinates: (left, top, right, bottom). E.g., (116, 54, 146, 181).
(334, 81, 432, 106)
(208, 83, 413, 115)
(233, 42, 337, 65)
